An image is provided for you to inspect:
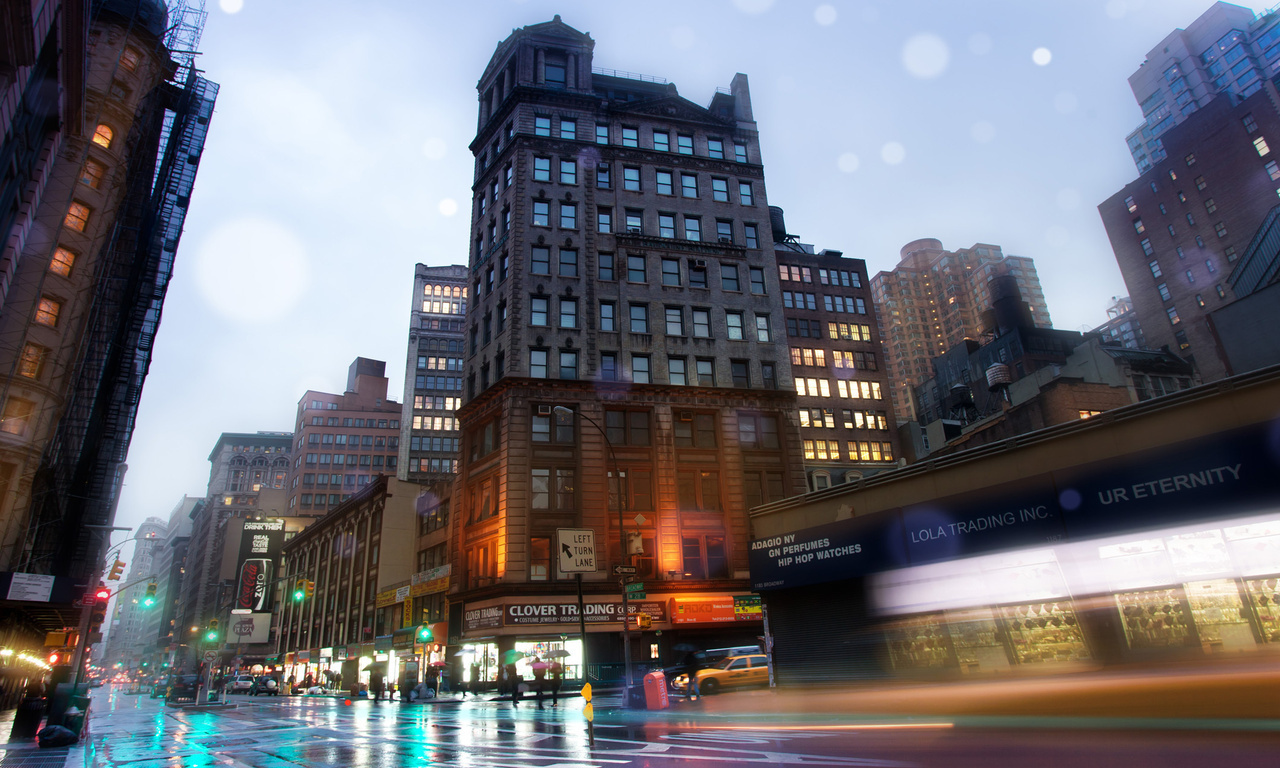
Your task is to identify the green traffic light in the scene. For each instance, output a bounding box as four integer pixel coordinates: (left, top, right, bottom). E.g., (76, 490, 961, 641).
(293, 590, 304, 602)
(417, 625, 432, 642)
(205, 631, 217, 642)
(141, 596, 156, 608)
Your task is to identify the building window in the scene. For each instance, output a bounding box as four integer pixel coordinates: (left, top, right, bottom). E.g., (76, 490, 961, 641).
(1216, 284, 1227, 299)
(629, 303, 649, 333)
(558, 248, 578, 276)
(596, 124, 609, 144)
(532, 200, 550, 227)
(560, 298, 578, 328)
(80, 158, 107, 189)
(0, 397, 35, 436)
(1124, 195, 1136, 213)
(1186, 212, 1196, 226)
(1157, 282, 1171, 301)
(559, 351, 578, 379)
(600, 352, 618, 380)
(1244, 113, 1258, 133)
(596, 163, 611, 189)
(730, 360, 749, 388)
(681, 173, 698, 198)
(1206, 258, 1217, 273)
(744, 223, 759, 249)
(721, 263, 740, 291)
(597, 208, 612, 233)
(755, 314, 771, 342)
(599, 301, 616, 332)
(49, 247, 76, 277)
(726, 311, 744, 340)
(1214, 222, 1227, 238)
(1195, 293, 1205, 308)
(739, 181, 754, 205)
(1133, 218, 1145, 234)
(669, 356, 687, 385)
(531, 246, 550, 274)
(1184, 153, 1196, 166)
(535, 116, 551, 136)
(696, 358, 715, 386)
(92, 124, 113, 148)
(530, 537, 551, 581)
(677, 134, 694, 154)
(622, 127, 638, 147)
(690, 263, 707, 289)
(624, 167, 641, 191)
(749, 266, 766, 295)
(692, 309, 711, 338)
(34, 297, 60, 327)
(1166, 306, 1181, 325)
(1204, 198, 1217, 214)
(653, 130, 669, 152)
(716, 220, 733, 243)
(735, 143, 748, 162)
(560, 160, 576, 184)
(631, 354, 650, 383)
(534, 156, 551, 181)
(656, 170, 674, 196)
(560, 203, 577, 229)
(64, 202, 91, 232)
(560, 119, 576, 140)
(530, 349, 548, 378)
(17, 344, 47, 379)
(1148, 260, 1162, 279)
(1195, 176, 1207, 191)
(684, 217, 701, 241)
(627, 255, 646, 283)
(1267, 160, 1280, 181)
(659, 214, 676, 239)
(531, 467, 574, 511)
(599, 252, 615, 280)
(1255, 136, 1271, 156)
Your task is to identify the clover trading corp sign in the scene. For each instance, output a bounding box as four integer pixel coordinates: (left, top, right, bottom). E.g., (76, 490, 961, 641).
(557, 528, 596, 573)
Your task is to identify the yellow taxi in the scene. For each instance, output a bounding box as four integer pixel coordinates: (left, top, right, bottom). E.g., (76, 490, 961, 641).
(670, 653, 769, 695)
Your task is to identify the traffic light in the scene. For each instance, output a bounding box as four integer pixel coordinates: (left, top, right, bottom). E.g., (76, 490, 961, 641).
(293, 580, 306, 602)
(636, 614, 652, 630)
(205, 618, 219, 643)
(416, 624, 433, 643)
(107, 560, 126, 580)
(47, 651, 60, 665)
(89, 587, 110, 632)
(305, 580, 315, 599)
(141, 582, 157, 608)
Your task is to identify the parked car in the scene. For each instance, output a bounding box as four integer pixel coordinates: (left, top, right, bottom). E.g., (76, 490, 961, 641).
(228, 674, 254, 693)
(165, 675, 200, 703)
(250, 676, 279, 696)
(670, 653, 769, 696)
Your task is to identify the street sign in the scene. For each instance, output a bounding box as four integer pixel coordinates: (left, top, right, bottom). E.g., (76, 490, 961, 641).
(613, 565, 637, 575)
(626, 592, 646, 600)
(202, 650, 218, 663)
(557, 528, 596, 573)
(624, 581, 644, 593)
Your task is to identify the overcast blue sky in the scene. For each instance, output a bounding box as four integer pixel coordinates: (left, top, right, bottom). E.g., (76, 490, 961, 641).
(110, 0, 1262, 545)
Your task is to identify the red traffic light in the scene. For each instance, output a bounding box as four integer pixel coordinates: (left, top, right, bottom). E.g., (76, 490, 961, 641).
(94, 587, 111, 600)
(47, 652, 60, 665)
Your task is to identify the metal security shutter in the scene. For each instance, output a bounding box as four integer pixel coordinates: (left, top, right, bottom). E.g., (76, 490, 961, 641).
(764, 577, 887, 686)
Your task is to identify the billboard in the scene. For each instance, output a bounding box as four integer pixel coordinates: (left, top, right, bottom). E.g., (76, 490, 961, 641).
(229, 612, 272, 644)
(235, 519, 284, 612)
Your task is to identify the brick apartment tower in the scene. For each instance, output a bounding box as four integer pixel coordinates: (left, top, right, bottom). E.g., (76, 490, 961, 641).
(871, 239, 1050, 424)
(452, 17, 806, 666)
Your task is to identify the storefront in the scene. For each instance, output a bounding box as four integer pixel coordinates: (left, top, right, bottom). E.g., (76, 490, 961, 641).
(750, 417, 1280, 683)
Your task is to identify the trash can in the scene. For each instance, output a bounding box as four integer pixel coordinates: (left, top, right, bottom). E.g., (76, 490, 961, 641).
(9, 696, 45, 741)
(642, 671, 669, 710)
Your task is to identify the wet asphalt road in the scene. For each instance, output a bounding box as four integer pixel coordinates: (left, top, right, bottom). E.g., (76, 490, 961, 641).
(83, 687, 1280, 767)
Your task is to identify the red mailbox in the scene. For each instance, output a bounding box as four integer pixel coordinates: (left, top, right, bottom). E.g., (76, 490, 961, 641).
(643, 670, 669, 710)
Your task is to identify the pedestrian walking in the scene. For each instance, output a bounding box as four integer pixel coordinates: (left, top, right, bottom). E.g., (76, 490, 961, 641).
(549, 662, 563, 707)
(470, 662, 481, 698)
(531, 657, 547, 708)
(426, 665, 439, 696)
(371, 673, 385, 702)
(504, 662, 521, 706)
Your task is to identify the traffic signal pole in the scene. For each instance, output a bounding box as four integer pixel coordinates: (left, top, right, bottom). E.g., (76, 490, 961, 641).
(69, 599, 94, 687)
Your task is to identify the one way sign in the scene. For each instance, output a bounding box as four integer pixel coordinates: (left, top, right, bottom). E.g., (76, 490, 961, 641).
(557, 528, 596, 573)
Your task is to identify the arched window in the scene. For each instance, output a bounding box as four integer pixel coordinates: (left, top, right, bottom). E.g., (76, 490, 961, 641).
(92, 124, 113, 149)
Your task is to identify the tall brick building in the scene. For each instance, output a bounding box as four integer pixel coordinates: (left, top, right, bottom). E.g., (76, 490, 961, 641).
(450, 17, 805, 676)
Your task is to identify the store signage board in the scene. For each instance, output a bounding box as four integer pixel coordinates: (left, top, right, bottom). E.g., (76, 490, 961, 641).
(557, 529, 596, 573)
(7, 573, 55, 602)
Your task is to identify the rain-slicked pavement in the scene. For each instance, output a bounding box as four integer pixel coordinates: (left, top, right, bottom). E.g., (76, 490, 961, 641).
(79, 686, 1280, 767)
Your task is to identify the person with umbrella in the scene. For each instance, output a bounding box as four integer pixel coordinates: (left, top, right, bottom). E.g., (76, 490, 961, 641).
(467, 661, 480, 698)
(530, 657, 548, 708)
(549, 660, 563, 707)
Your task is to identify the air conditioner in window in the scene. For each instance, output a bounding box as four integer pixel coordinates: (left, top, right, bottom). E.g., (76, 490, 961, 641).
(678, 411, 694, 422)
(718, 236, 733, 244)
(627, 227, 642, 234)
(689, 259, 707, 269)
(536, 405, 553, 416)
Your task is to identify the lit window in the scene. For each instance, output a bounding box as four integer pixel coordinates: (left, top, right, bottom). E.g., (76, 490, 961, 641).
(0, 397, 35, 436)
(18, 344, 47, 379)
(49, 247, 75, 277)
(1124, 196, 1136, 213)
(1078, 410, 1103, 420)
(119, 47, 141, 73)
(1255, 136, 1271, 156)
(92, 124, 113, 148)
(1167, 306, 1181, 325)
(80, 158, 107, 189)
(35, 297, 60, 327)
(1133, 218, 1145, 234)
(64, 202, 91, 232)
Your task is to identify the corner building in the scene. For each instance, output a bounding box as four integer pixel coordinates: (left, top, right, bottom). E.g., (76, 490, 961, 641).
(453, 17, 806, 680)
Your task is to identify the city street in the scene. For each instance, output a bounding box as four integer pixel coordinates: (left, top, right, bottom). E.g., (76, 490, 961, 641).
(75, 686, 1280, 768)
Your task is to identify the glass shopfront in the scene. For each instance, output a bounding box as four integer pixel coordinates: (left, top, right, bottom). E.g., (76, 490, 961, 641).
(513, 637, 584, 680)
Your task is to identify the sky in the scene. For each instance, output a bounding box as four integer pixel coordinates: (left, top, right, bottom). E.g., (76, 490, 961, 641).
(110, 0, 1265, 549)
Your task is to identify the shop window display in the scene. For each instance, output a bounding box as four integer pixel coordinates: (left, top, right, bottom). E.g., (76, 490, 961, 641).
(1001, 601, 1091, 664)
(885, 615, 954, 670)
(1244, 577, 1280, 643)
(1116, 588, 1194, 650)
(1185, 578, 1256, 653)
(945, 607, 1010, 674)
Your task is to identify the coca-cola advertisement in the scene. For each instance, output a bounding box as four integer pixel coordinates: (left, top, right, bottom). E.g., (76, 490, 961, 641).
(236, 558, 273, 612)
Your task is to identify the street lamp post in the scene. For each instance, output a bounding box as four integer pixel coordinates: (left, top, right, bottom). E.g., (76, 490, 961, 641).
(553, 405, 635, 696)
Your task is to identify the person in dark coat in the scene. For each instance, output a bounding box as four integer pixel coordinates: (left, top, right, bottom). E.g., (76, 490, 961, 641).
(465, 662, 480, 697)
(504, 662, 521, 706)
(370, 672, 385, 702)
(549, 662, 563, 707)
